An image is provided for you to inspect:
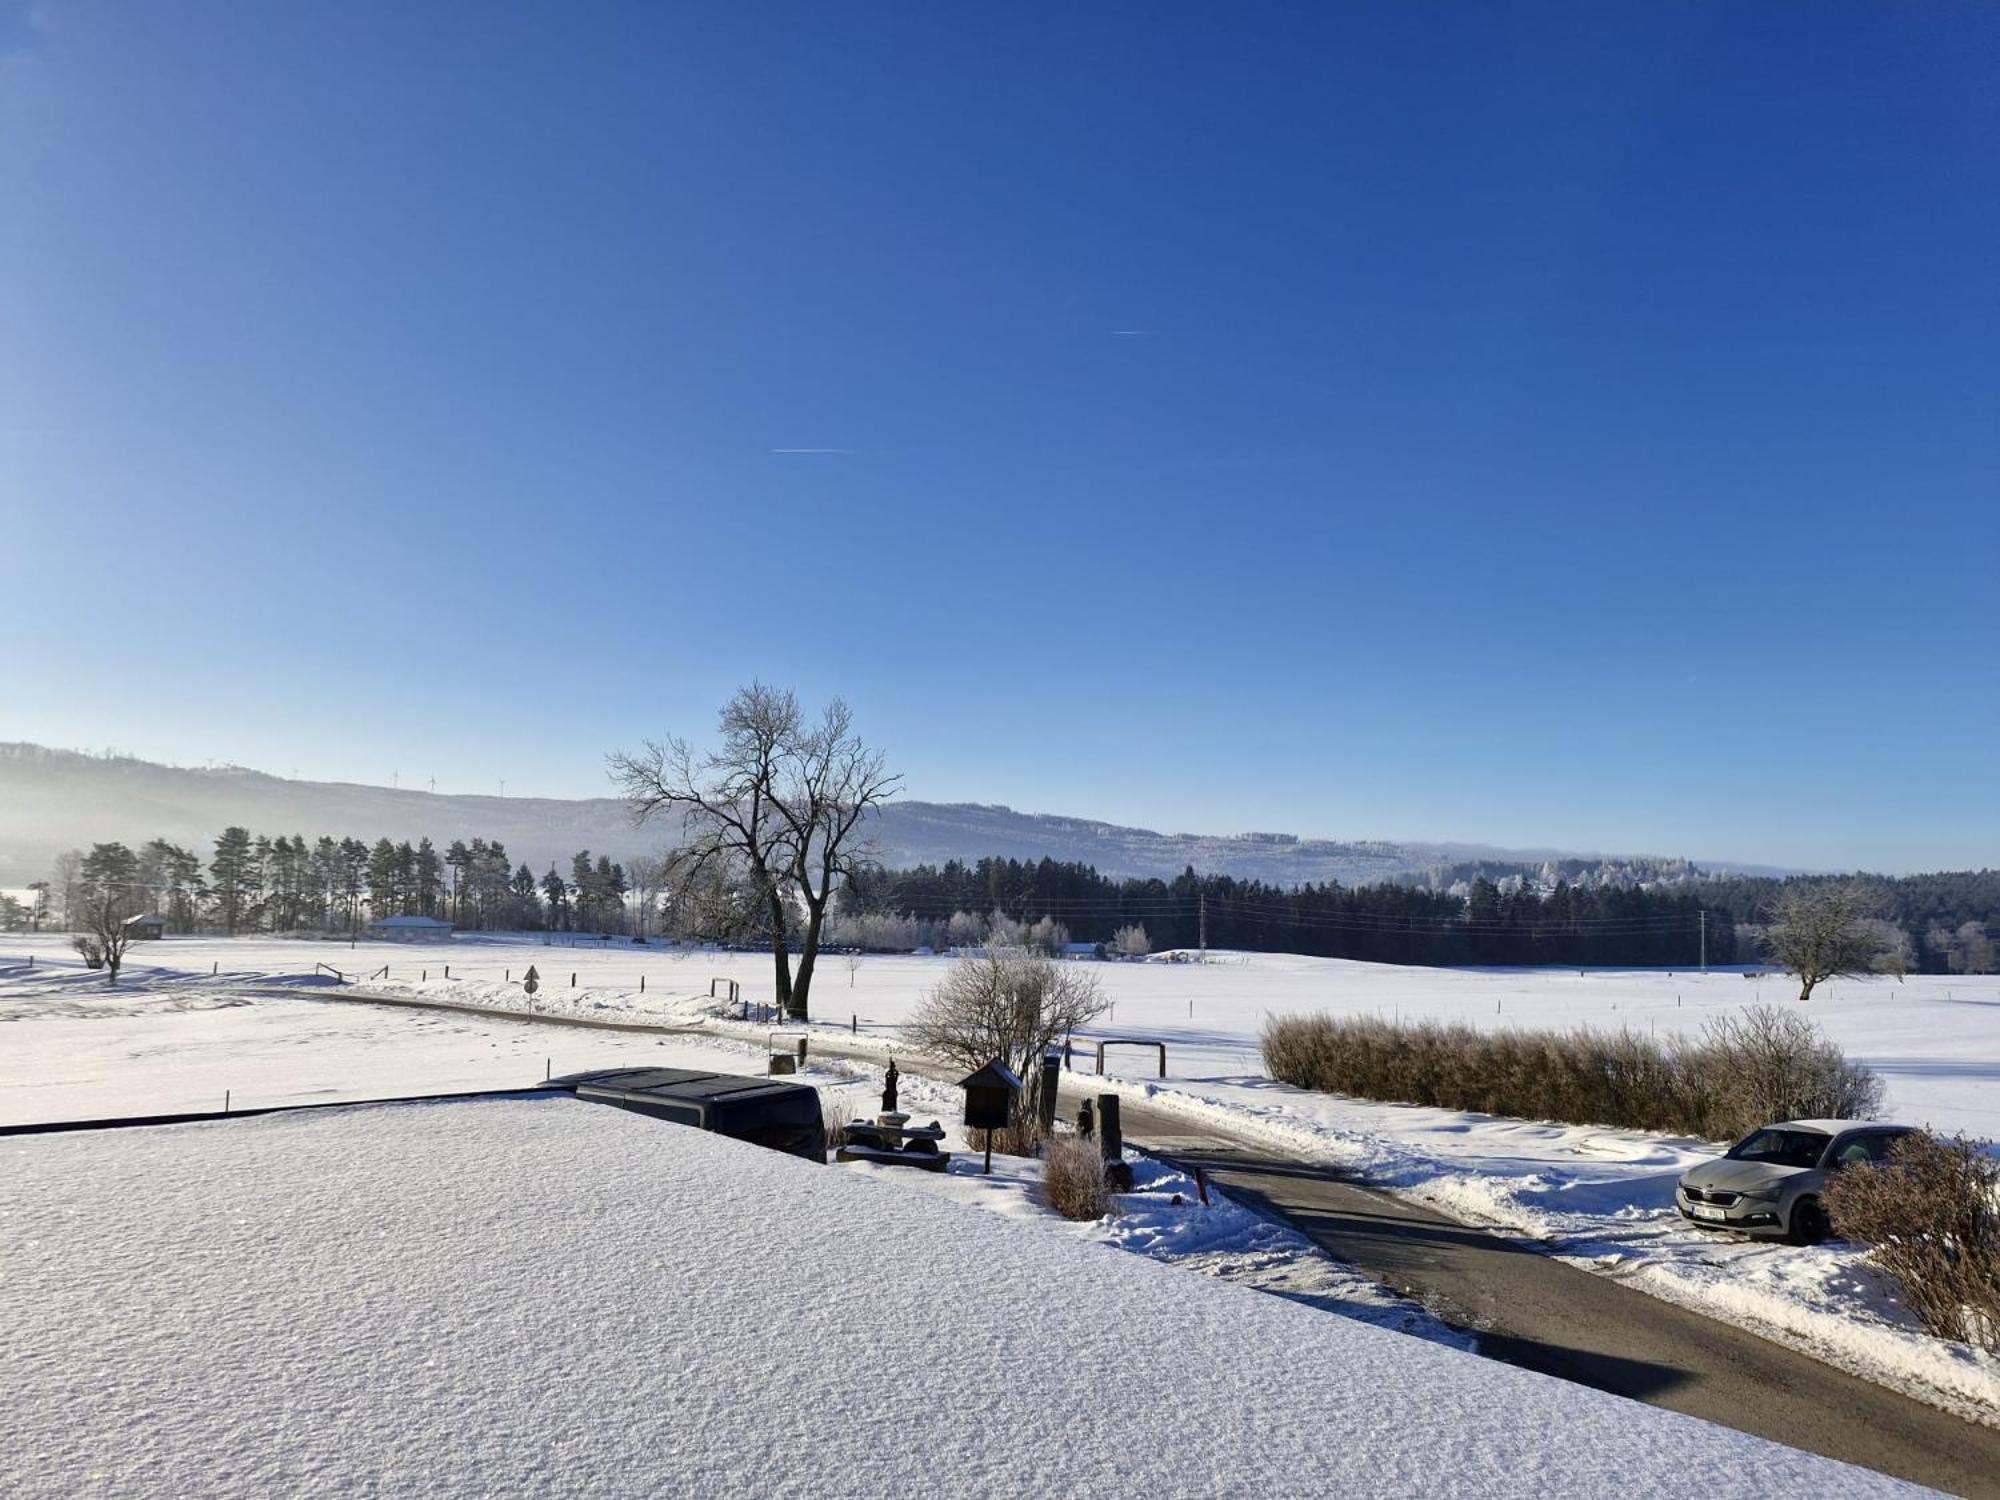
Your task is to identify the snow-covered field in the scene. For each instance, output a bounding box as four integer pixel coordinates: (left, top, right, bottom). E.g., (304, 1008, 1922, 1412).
(5, 932, 1997, 1419)
(1, 1095, 1927, 1497)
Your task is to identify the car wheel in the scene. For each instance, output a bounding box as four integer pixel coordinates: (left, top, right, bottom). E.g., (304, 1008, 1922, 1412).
(1786, 1199, 1829, 1246)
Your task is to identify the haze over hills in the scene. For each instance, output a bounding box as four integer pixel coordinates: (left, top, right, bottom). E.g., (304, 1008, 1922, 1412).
(0, 744, 1784, 889)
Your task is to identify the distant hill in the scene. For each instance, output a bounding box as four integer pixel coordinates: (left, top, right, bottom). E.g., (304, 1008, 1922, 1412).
(0, 743, 1781, 889)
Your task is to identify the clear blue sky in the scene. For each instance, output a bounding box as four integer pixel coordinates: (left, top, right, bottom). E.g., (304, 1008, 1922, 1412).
(4, 3, 1995, 872)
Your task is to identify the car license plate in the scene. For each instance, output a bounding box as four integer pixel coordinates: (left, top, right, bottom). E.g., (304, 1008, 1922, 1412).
(1690, 1204, 1726, 1222)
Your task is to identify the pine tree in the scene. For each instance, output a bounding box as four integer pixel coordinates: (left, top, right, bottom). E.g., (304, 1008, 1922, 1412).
(541, 866, 570, 931)
(211, 827, 254, 935)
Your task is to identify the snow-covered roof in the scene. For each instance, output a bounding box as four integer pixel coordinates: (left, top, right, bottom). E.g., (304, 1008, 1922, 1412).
(367, 914, 452, 928)
(120, 913, 164, 926)
(1, 1098, 1910, 1498)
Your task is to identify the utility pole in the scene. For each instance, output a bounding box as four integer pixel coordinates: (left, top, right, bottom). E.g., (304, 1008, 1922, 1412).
(1699, 909, 1707, 975)
(1199, 891, 1207, 958)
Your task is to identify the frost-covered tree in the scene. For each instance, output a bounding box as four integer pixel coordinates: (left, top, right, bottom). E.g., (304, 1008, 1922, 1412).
(1112, 923, 1151, 957)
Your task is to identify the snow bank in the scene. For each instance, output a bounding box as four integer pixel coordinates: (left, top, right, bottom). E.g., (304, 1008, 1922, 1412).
(2, 1098, 1923, 1497)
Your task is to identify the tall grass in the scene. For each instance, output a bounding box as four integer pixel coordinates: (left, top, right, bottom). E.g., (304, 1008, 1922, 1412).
(1261, 1004, 1881, 1141)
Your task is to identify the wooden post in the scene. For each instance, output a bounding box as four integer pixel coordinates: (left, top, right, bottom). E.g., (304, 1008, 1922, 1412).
(1097, 1094, 1121, 1163)
(570, 972, 576, 987)
(444, 965, 450, 979)
(640, 974, 645, 993)
(796, 1037, 808, 1066)
(984, 1127, 993, 1175)
(1193, 1164, 1209, 1206)
(1098, 1094, 1132, 1192)
(1039, 1050, 1060, 1136)
(224, 1089, 230, 1114)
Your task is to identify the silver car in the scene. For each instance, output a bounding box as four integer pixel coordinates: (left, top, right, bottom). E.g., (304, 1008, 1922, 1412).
(1676, 1119, 1916, 1244)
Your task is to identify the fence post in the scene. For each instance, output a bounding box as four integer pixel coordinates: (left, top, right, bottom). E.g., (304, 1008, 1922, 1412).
(570, 972, 576, 987)
(640, 974, 645, 993)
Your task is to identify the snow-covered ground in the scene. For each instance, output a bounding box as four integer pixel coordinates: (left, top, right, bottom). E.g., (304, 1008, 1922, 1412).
(1, 1095, 1928, 1497)
(5, 933, 1997, 1420)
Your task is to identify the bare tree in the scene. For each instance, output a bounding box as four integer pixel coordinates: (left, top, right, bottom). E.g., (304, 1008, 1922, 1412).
(609, 684, 898, 1020)
(624, 853, 668, 941)
(71, 894, 139, 985)
(50, 849, 83, 931)
(1764, 882, 1886, 1002)
(902, 947, 1108, 1135)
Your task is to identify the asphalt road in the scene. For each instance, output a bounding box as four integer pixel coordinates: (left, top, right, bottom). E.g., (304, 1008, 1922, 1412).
(301, 989, 2000, 1495)
(1098, 1096, 1999, 1498)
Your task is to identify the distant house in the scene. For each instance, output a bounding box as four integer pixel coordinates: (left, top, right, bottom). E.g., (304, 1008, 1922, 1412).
(122, 913, 167, 941)
(1059, 941, 1105, 960)
(368, 914, 454, 941)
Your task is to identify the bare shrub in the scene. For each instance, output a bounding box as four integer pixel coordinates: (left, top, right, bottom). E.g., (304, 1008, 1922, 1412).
(1684, 1006, 1883, 1140)
(1826, 1132, 2000, 1352)
(1043, 1134, 1110, 1221)
(1260, 1005, 1880, 1140)
(988, 1113, 1044, 1156)
(902, 947, 1108, 1130)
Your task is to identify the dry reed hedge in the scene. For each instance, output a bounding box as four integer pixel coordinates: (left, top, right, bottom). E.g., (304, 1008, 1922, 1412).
(1261, 1004, 1881, 1141)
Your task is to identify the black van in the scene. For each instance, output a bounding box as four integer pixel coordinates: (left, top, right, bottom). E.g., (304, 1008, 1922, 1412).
(548, 1067, 827, 1163)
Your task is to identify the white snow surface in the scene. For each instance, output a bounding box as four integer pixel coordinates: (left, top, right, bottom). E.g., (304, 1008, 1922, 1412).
(5, 934, 1998, 1419)
(2, 1097, 1927, 1498)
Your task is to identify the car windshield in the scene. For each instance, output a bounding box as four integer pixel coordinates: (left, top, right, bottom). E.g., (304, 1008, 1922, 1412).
(1727, 1129, 1830, 1169)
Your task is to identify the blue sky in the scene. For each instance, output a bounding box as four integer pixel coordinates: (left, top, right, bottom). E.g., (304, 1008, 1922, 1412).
(3, 3, 1994, 871)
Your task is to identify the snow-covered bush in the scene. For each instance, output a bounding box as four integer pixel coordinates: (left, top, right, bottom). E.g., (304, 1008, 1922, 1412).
(1826, 1131, 2000, 1352)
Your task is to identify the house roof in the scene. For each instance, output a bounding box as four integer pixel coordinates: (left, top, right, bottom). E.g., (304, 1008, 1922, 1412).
(369, 915, 453, 928)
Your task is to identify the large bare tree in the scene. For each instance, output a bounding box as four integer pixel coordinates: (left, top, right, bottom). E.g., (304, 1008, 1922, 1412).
(609, 684, 898, 1020)
(1764, 881, 1885, 1002)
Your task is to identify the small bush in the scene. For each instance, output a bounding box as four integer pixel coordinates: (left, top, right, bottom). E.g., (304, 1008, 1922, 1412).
(1042, 1134, 1110, 1221)
(1260, 1004, 1880, 1141)
(1826, 1132, 2000, 1352)
(819, 1093, 854, 1152)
